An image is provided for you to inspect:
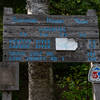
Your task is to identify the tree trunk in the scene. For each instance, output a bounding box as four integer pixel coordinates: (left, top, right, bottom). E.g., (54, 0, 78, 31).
(28, 62, 53, 100)
(26, 0, 48, 15)
(26, 0, 54, 100)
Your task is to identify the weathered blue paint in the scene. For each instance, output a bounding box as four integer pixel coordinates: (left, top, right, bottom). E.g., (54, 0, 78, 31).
(88, 51, 96, 61)
(9, 51, 25, 56)
(93, 40, 96, 49)
(29, 52, 42, 56)
(46, 52, 54, 56)
(88, 51, 95, 57)
(46, 17, 64, 24)
(74, 18, 88, 24)
(79, 33, 87, 37)
(88, 57, 96, 61)
(50, 56, 58, 61)
(25, 56, 46, 61)
(9, 39, 51, 49)
(9, 56, 22, 61)
(89, 40, 96, 49)
(59, 33, 67, 37)
(40, 33, 48, 37)
(62, 56, 65, 61)
(13, 16, 38, 23)
(35, 39, 51, 49)
(19, 32, 28, 37)
(89, 40, 92, 49)
(9, 39, 31, 49)
(38, 27, 66, 32)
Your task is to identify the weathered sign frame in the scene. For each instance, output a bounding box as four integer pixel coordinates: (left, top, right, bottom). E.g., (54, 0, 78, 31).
(3, 8, 100, 62)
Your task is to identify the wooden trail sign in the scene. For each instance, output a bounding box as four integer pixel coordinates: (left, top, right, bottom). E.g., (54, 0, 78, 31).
(3, 8, 100, 62)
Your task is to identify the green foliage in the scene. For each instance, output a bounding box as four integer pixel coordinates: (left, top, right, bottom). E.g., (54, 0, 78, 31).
(0, 0, 26, 15)
(54, 63, 93, 100)
(49, 0, 100, 15)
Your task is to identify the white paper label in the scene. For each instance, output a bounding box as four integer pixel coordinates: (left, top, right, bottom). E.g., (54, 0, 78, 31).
(56, 38, 78, 50)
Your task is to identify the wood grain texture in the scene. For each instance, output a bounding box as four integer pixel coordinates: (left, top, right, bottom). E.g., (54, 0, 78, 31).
(2, 49, 100, 62)
(3, 26, 99, 38)
(3, 15, 98, 27)
(0, 62, 19, 90)
(3, 38, 99, 50)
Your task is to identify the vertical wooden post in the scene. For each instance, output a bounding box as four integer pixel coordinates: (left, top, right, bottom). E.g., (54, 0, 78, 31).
(2, 92, 12, 100)
(3, 8, 14, 100)
(87, 9, 99, 100)
(26, 0, 54, 100)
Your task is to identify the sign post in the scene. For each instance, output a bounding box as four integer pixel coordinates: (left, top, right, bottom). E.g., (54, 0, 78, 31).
(1, 8, 19, 100)
(87, 10, 100, 100)
(88, 64, 100, 100)
(93, 83, 100, 100)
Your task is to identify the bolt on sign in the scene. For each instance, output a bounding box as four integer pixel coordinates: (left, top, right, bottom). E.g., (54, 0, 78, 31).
(3, 8, 100, 62)
(0, 62, 19, 90)
(88, 64, 100, 83)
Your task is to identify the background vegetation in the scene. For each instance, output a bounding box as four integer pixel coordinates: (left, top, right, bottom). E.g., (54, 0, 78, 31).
(0, 0, 100, 100)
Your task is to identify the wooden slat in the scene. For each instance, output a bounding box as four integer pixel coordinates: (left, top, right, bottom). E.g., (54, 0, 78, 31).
(2, 49, 88, 62)
(3, 26, 99, 38)
(3, 15, 98, 26)
(3, 38, 99, 50)
(3, 49, 100, 62)
(3, 37, 55, 50)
